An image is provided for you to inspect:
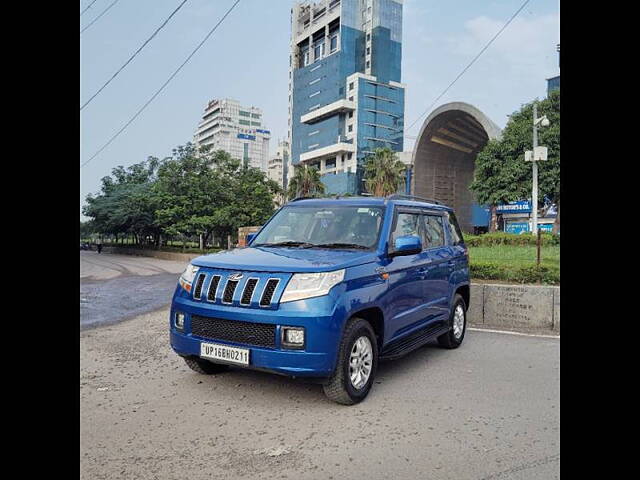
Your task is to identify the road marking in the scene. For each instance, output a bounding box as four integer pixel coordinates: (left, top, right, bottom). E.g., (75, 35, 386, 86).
(468, 327, 559, 339)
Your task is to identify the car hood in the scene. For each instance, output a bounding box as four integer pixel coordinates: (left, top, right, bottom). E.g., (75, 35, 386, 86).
(191, 246, 379, 273)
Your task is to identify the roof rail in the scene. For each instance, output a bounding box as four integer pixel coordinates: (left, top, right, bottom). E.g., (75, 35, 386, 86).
(290, 196, 315, 202)
(386, 194, 440, 205)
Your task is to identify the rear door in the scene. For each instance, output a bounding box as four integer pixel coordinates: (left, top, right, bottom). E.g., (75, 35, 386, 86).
(421, 212, 454, 320)
(443, 210, 469, 303)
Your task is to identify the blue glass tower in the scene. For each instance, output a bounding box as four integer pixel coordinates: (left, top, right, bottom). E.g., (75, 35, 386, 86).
(288, 0, 405, 195)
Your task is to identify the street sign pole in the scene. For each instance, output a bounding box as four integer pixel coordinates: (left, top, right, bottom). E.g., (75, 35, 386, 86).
(532, 102, 538, 234)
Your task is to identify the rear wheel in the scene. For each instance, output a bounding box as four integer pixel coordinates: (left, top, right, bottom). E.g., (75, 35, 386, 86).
(437, 294, 467, 349)
(323, 318, 378, 405)
(182, 356, 230, 374)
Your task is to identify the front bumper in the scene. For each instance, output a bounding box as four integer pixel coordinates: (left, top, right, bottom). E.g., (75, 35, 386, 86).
(169, 290, 345, 377)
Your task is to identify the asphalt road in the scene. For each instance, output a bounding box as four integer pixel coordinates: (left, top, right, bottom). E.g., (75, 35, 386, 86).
(80, 308, 560, 480)
(80, 251, 188, 329)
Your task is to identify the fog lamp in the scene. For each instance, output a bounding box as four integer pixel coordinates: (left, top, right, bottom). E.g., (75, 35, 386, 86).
(175, 312, 185, 330)
(282, 327, 305, 348)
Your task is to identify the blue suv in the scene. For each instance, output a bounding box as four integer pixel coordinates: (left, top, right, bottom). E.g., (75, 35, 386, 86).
(170, 195, 470, 404)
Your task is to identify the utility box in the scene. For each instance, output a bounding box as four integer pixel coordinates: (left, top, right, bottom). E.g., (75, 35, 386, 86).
(237, 226, 262, 247)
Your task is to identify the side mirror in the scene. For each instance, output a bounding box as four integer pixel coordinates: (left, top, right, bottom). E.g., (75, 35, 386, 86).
(246, 233, 257, 245)
(390, 235, 422, 257)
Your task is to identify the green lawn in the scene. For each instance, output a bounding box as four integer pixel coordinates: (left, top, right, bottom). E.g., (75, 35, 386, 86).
(468, 245, 560, 285)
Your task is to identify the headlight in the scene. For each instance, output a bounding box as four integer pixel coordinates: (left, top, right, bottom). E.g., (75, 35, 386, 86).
(179, 263, 199, 293)
(280, 269, 345, 303)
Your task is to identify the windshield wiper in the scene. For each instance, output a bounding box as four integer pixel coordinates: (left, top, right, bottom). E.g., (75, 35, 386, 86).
(310, 243, 370, 250)
(253, 241, 315, 248)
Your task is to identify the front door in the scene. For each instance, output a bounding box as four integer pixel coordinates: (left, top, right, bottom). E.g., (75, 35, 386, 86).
(384, 209, 432, 340)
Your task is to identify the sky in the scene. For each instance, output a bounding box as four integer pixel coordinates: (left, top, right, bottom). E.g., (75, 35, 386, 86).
(80, 0, 559, 219)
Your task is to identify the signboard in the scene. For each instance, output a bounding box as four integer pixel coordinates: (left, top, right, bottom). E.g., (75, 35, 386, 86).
(525, 147, 548, 161)
(505, 222, 530, 234)
(538, 223, 553, 232)
(237, 133, 256, 140)
(256, 129, 271, 134)
(496, 200, 532, 214)
(534, 146, 548, 161)
(472, 204, 490, 227)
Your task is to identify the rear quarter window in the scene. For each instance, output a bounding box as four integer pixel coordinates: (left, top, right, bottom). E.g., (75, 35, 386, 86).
(445, 211, 464, 245)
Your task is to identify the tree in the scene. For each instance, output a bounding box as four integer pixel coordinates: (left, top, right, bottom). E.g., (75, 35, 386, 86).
(362, 147, 406, 197)
(83, 143, 282, 250)
(82, 157, 161, 245)
(154, 144, 282, 248)
(287, 164, 326, 199)
(80, 220, 94, 239)
(470, 90, 560, 232)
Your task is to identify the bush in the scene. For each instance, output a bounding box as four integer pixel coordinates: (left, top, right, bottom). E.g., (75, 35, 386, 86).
(464, 232, 559, 247)
(470, 262, 559, 285)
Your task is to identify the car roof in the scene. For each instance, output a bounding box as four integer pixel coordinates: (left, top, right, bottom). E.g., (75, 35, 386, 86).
(285, 196, 452, 211)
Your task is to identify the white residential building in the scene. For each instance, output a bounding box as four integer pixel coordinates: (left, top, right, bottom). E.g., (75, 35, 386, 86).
(193, 98, 271, 171)
(267, 140, 291, 190)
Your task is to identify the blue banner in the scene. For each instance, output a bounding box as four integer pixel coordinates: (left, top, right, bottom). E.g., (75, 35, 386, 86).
(237, 133, 256, 140)
(496, 200, 532, 214)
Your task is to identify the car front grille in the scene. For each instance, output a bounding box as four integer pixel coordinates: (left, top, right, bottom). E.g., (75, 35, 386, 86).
(191, 270, 286, 308)
(190, 315, 276, 348)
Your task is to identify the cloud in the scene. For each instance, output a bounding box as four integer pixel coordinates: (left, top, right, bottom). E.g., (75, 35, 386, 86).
(448, 13, 559, 77)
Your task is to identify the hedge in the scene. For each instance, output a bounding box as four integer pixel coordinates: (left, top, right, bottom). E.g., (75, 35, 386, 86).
(464, 232, 560, 247)
(470, 262, 560, 285)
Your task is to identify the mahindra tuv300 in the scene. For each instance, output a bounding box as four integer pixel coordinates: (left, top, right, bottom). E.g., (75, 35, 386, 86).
(170, 196, 470, 404)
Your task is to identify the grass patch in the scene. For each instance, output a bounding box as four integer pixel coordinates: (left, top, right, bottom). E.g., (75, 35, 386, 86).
(469, 245, 560, 285)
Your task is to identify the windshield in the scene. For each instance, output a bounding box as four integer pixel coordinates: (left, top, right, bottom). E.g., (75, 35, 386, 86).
(252, 205, 385, 249)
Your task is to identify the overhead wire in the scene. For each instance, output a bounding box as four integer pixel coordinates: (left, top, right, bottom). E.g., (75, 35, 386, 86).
(80, 0, 242, 168)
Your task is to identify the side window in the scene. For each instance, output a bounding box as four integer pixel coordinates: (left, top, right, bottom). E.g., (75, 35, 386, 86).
(445, 211, 464, 245)
(423, 215, 445, 248)
(391, 212, 422, 244)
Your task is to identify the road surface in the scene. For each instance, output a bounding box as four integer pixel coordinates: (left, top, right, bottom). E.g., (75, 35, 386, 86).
(80, 251, 188, 329)
(80, 308, 559, 480)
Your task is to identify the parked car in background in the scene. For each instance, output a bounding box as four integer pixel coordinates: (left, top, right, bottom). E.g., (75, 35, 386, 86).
(169, 195, 470, 404)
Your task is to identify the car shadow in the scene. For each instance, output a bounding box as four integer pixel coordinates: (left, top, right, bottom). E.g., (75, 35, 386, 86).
(184, 340, 452, 406)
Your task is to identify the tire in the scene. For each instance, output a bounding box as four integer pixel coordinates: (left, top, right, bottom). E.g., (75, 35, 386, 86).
(323, 318, 378, 405)
(183, 355, 230, 375)
(437, 294, 467, 349)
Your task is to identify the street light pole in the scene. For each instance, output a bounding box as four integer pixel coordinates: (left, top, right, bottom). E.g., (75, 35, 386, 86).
(532, 102, 538, 234)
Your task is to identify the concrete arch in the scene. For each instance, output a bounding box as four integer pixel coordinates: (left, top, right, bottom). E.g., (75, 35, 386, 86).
(411, 102, 502, 232)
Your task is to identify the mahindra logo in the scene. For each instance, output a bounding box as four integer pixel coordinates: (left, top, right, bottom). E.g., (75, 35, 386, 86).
(229, 273, 243, 281)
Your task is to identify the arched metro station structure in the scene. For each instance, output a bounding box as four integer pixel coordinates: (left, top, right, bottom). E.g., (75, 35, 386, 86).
(411, 102, 502, 233)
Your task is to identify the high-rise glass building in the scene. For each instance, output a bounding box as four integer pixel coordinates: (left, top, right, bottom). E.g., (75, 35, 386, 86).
(288, 0, 405, 195)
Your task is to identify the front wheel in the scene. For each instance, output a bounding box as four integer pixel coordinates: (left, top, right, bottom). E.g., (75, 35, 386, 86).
(323, 318, 378, 405)
(437, 294, 467, 349)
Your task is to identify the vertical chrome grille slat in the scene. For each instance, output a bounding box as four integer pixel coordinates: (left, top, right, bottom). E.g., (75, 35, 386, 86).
(193, 273, 206, 299)
(222, 279, 239, 304)
(259, 278, 280, 307)
(240, 278, 259, 305)
(206, 275, 221, 302)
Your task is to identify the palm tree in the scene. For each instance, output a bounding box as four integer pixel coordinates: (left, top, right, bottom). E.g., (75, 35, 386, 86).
(363, 147, 406, 197)
(287, 164, 326, 199)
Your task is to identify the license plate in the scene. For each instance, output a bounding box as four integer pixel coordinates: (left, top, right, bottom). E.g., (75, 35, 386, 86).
(200, 342, 250, 366)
